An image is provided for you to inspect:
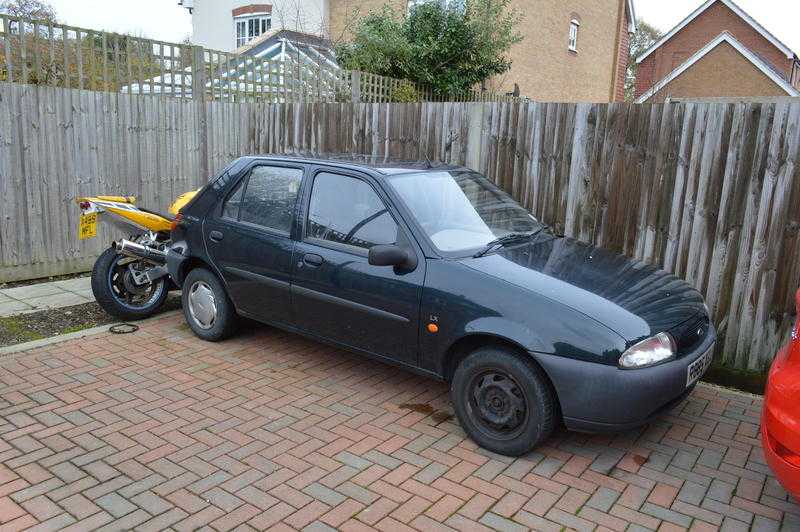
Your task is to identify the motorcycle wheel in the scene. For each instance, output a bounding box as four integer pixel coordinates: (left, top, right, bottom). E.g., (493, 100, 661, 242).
(91, 247, 169, 321)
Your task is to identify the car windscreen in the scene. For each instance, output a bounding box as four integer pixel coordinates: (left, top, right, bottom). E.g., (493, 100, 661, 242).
(387, 170, 542, 254)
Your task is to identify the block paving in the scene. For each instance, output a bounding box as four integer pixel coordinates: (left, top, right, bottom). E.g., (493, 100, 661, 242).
(0, 312, 798, 531)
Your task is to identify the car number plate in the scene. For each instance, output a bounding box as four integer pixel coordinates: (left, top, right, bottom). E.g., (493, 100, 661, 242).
(78, 213, 98, 240)
(687, 346, 713, 387)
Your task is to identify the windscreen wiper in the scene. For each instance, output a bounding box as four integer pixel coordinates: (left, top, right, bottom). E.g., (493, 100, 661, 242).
(472, 226, 550, 258)
(473, 232, 534, 258)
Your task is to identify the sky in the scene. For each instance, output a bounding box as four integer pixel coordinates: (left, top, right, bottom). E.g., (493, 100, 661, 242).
(636, 0, 800, 54)
(31, 0, 800, 55)
(45, 0, 192, 42)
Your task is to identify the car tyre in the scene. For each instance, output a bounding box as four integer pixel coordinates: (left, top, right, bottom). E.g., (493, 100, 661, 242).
(181, 267, 237, 341)
(451, 346, 556, 456)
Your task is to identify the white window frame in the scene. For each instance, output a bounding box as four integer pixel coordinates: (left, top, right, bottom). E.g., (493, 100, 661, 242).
(568, 19, 580, 52)
(407, 0, 461, 13)
(235, 13, 272, 49)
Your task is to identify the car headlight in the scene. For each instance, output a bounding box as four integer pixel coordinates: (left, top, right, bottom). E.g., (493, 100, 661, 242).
(619, 332, 676, 369)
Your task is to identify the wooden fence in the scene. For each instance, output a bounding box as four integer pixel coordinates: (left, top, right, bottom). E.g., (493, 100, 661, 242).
(1, 82, 799, 372)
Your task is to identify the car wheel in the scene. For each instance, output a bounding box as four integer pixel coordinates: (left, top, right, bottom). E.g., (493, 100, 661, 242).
(181, 268, 237, 341)
(451, 346, 556, 456)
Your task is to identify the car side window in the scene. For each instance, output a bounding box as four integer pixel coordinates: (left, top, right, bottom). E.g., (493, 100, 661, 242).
(221, 165, 303, 233)
(307, 172, 398, 251)
(221, 178, 245, 221)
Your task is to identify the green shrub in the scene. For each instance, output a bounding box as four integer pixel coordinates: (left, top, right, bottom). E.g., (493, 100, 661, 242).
(392, 81, 419, 103)
(336, 0, 521, 96)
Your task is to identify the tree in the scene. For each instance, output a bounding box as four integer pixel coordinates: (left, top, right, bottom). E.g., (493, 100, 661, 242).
(0, 0, 58, 84)
(0, 0, 163, 91)
(625, 20, 662, 101)
(0, 0, 57, 22)
(335, 0, 522, 96)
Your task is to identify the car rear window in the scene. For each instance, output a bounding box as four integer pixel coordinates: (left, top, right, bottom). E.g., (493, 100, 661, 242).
(221, 165, 302, 233)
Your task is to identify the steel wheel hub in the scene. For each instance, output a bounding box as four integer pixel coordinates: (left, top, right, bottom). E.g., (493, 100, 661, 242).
(472, 372, 526, 431)
(188, 281, 217, 330)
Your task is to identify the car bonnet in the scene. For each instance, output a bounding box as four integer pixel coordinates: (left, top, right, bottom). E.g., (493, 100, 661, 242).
(460, 233, 706, 345)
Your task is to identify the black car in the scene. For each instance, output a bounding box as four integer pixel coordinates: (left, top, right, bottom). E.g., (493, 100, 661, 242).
(167, 155, 716, 456)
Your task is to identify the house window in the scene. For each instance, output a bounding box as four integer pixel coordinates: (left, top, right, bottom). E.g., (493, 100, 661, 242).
(235, 14, 271, 48)
(568, 19, 580, 52)
(407, 0, 462, 12)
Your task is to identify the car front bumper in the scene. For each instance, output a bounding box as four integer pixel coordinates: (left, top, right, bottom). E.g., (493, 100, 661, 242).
(533, 327, 716, 432)
(762, 422, 800, 501)
(761, 345, 800, 501)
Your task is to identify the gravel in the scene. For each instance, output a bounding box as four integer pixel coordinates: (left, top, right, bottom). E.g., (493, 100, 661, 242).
(0, 295, 181, 347)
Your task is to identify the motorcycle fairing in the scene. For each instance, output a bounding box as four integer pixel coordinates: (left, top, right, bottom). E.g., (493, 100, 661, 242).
(77, 196, 173, 233)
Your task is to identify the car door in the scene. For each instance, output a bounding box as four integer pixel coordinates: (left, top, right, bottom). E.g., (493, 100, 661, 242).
(204, 162, 304, 326)
(291, 168, 425, 366)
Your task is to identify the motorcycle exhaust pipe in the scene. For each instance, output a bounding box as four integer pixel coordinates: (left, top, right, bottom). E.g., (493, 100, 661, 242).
(113, 239, 167, 265)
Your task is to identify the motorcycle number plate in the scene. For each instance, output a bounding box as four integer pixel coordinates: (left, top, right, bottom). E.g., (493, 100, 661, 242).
(79, 213, 98, 240)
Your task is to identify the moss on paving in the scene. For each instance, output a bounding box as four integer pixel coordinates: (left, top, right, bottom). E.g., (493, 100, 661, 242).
(0, 316, 46, 344)
(0, 308, 107, 347)
(703, 362, 766, 396)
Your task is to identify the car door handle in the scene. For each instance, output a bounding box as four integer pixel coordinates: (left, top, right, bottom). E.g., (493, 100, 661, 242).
(209, 230, 224, 242)
(302, 253, 324, 267)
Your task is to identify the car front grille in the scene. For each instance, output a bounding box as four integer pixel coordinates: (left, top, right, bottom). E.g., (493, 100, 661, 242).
(669, 313, 711, 357)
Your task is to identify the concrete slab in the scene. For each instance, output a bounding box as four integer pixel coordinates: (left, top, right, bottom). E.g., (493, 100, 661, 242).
(0, 283, 64, 300)
(0, 299, 35, 316)
(51, 277, 92, 293)
(70, 289, 96, 301)
(24, 292, 91, 310)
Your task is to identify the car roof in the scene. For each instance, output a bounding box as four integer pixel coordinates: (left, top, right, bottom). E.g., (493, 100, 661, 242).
(238, 153, 466, 176)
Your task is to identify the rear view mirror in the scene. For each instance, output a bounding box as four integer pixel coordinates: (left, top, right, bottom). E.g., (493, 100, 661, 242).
(368, 245, 416, 270)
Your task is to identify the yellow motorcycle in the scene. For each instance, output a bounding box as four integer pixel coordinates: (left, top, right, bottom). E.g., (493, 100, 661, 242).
(75, 190, 197, 320)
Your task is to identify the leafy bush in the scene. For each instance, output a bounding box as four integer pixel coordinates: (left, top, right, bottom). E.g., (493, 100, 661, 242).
(392, 81, 419, 102)
(336, 0, 521, 96)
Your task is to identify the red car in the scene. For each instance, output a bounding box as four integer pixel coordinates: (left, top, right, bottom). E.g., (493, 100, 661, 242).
(762, 288, 800, 500)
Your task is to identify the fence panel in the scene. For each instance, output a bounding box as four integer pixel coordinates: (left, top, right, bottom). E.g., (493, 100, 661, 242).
(1, 83, 799, 372)
(0, 83, 207, 278)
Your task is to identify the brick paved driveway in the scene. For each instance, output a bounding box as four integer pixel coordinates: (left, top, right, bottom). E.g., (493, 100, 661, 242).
(0, 313, 798, 532)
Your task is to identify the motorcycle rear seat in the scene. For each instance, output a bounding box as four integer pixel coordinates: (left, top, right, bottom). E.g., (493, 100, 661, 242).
(139, 207, 175, 222)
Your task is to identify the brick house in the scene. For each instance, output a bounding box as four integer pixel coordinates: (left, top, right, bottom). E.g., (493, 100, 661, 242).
(331, 0, 637, 102)
(635, 0, 800, 103)
(178, 0, 328, 52)
(181, 0, 636, 103)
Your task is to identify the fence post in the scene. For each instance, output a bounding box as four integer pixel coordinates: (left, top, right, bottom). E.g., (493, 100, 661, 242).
(564, 103, 593, 241)
(465, 103, 485, 170)
(351, 71, 361, 103)
(192, 45, 209, 182)
(191, 45, 206, 101)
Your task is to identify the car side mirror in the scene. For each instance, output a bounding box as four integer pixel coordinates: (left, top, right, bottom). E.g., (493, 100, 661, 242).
(368, 244, 417, 270)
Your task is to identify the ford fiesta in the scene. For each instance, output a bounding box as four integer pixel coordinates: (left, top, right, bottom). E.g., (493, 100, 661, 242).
(167, 155, 716, 456)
